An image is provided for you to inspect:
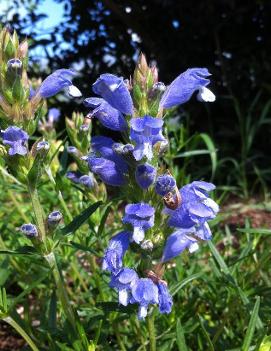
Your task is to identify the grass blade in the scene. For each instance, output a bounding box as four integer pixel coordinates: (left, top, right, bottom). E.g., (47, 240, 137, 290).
(176, 319, 188, 351)
(61, 201, 102, 235)
(241, 297, 260, 351)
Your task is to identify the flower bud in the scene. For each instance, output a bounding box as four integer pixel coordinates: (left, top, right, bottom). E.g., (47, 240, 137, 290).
(135, 163, 157, 189)
(7, 58, 22, 70)
(20, 223, 38, 237)
(155, 174, 176, 196)
(47, 210, 63, 227)
(141, 240, 153, 251)
(36, 141, 50, 151)
(67, 146, 78, 154)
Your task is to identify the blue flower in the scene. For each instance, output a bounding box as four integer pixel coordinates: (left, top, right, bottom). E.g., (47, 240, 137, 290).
(84, 97, 127, 131)
(155, 174, 176, 196)
(88, 157, 127, 186)
(89, 136, 129, 186)
(160, 68, 215, 108)
(48, 108, 60, 124)
(131, 278, 159, 319)
(1, 126, 28, 156)
(162, 227, 199, 262)
(135, 164, 157, 189)
(162, 222, 212, 262)
(123, 203, 155, 243)
(37, 69, 81, 98)
(167, 181, 219, 228)
(92, 136, 128, 166)
(130, 116, 165, 161)
(103, 231, 131, 274)
(109, 268, 138, 306)
(157, 281, 173, 314)
(92, 74, 133, 115)
(66, 171, 94, 188)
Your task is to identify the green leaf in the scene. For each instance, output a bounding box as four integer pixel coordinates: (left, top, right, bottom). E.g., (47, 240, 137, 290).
(48, 291, 57, 333)
(170, 273, 204, 296)
(198, 315, 215, 351)
(242, 297, 260, 351)
(176, 319, 188, 351)
(238, 228, 271, 235)
(61, 201, 102, 235)
(199, 133, 217, 180)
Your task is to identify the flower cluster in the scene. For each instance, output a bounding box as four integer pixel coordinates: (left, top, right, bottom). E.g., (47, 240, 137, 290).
(85, 56, 219, 319)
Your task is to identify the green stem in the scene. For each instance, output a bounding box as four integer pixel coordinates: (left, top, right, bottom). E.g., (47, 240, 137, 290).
(44, 252, 77, 329)
(3, 316, 39, 351)
(28, 184, 46, 244)
(113, 321, 126, 351)
(45, 167, 73, 221)
(147, 313, 156, 351)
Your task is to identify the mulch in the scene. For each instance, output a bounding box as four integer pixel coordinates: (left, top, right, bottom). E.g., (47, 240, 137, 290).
(0, 322, 25, 351)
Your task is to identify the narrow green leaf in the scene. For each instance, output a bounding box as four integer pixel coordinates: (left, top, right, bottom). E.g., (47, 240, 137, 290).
(242, 297, 260, 351)
(199, 133, 217, 180)
(98, 203, 112, 237)
(61, 201, 102, 235)
(175, 149, 211, 158)
(176, 319, 188, 351)
(48, 290, 57, 333)
(199, 316, 215, 351)
(207, 241, 230, 274)
(238, 228, 271, 235)
(170, 273, 204, 296)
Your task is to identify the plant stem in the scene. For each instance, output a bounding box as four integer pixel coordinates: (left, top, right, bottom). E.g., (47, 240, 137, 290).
(44, 252, 77, 329)
(28, 184, 46, 244)
(113, 321, 126, 351)
(147, 313, 156, 351)
(3, 316, 39, 351)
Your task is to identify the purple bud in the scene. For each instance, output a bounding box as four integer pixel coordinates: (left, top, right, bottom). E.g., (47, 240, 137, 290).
(48, 210, 63, 226)
(20, 223, 38, 237)
(7, 58, 22, 69)
(135, 164, 157, 189)
(155, 174, 176, 196)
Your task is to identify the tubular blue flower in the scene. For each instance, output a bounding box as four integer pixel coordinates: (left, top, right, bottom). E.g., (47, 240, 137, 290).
(157, 281, 173, 314)
(109, 268, 138, 306)
(88, 157, 127, 186)
(92, 136, 128, 166)
(131, 278, 159, 320)
(135, 163, 157, 189)
(89, 136, 129, 186)
(1, 126, 28, 156)
(155, 174, 176, 196)
(167, 181, 219, 228)
(103, 231, 131, 274)
(92, 73, 133, 115)
(160, 68, 215, 108)
(84, 97, 127, 131)
(48, 108, 60, 124)
(162, 222, 212, 262)
(123, 203, 155, 243)
(36, 140, 50, 151)
(162, 227, 199, 262)
(37, 69, 81, 98)
(66, 171, 94, 188)
(130, 116, 166, 161)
